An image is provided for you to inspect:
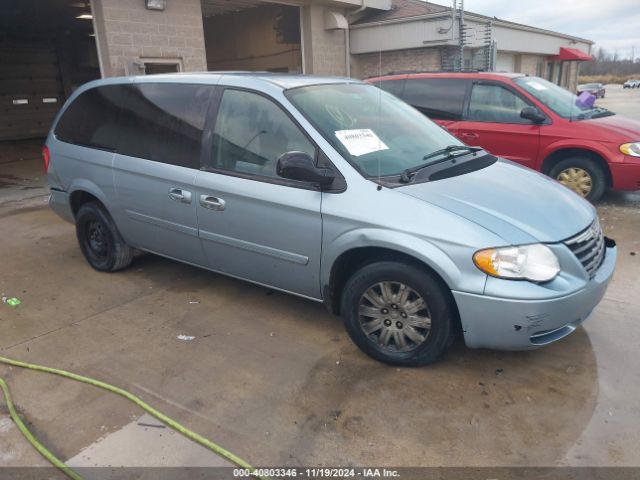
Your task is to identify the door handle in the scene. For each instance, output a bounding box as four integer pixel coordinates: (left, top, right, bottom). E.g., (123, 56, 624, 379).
(168, 188, 192, 203)
(460, 132, 479, 139)
(200, 195, 226, 211)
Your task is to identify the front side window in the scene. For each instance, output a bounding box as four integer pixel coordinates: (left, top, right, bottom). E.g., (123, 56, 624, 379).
(514, 76, 614, 121)
(468, 83, 531, 124)
(205, 89, 315, 179)
(286, 83, 463, 177)
(116, 83, 213, 168)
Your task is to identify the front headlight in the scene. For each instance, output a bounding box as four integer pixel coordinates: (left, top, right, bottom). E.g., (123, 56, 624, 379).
(473, 244, 560, 282)
(620, 142, 640, 157)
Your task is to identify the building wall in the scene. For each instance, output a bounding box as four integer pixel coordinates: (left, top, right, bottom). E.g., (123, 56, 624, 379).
(92, 0, 207, 77)
(351, 47, 441, 79)
(301, 5, 348, 76)
(202, 6, 302, 73)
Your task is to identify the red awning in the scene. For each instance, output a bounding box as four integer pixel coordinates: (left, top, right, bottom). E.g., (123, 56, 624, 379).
(550, 47, 593, 61)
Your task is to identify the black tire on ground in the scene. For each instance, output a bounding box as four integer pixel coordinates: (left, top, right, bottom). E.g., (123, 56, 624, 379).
(548, 156, 608, 203)
(340, 261, 455, 366)
(75, 201, 134, 272)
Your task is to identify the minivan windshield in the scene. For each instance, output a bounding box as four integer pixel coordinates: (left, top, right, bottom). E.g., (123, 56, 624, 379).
(514, 76, 614, 121)
(286, 83, 463, 177)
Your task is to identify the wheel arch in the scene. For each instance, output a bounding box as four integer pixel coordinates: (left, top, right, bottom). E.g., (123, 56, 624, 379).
(541, 147, 613, 187)
(324, 246, 462, 336)
(68, 180, 110, 218)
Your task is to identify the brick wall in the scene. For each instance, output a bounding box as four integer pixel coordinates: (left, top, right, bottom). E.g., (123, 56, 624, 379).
(92, 0, 207, 76)
(301, 5, 348, 76)
(516, 54, 544, 76)
(350, 47, 441, 79)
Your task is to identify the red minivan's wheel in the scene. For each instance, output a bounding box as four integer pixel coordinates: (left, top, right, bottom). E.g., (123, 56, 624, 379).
(549, 157, 607, 202)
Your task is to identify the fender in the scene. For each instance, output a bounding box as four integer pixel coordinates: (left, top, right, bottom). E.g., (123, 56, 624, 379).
(321, 227, 488, 298)
(539, 139, 614, 171)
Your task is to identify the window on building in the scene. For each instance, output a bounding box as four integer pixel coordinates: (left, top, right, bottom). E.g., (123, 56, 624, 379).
(116, 83, 213, 168)
(54, 86, 124, 150)
(206, 89, 315, 179)
(468, 83, 531, 123)
(401, 78, 469, 120)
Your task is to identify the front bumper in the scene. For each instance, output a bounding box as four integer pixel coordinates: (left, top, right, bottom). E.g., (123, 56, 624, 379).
(610, 162, 640, 191)
(453, 242, 617, 350)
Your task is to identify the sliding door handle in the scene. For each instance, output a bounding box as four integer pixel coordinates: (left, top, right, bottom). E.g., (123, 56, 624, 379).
(168, 188, 192, 203)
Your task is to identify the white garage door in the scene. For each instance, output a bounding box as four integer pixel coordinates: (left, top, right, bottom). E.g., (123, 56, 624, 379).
(496, 52, 516, 73)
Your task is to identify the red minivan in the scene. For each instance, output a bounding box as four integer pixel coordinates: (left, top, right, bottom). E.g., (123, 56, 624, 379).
(367, 72, 640, 201)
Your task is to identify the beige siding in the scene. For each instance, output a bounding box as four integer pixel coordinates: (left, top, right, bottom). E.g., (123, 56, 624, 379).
(92, 0, 207, 77)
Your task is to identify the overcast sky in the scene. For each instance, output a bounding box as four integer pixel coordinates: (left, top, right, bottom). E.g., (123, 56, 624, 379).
(430, 0, 639, 59)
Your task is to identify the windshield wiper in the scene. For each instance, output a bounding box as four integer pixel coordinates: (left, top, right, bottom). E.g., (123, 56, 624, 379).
(399, 145, 482, 183)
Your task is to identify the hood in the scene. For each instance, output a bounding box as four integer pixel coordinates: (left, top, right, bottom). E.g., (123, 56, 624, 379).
(397, 160, 595, 245)
(584, 114, 640, 140)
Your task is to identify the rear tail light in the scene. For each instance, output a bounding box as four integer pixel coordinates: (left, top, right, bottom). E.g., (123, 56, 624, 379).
(42, 145, 50, 172)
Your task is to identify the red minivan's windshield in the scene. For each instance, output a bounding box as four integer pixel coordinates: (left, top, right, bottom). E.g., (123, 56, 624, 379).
(514, 77, 614, 121)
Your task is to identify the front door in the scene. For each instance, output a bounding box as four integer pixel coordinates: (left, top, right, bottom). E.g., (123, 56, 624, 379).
(457, 81, 540, 169)
(196, 88, 323, 298)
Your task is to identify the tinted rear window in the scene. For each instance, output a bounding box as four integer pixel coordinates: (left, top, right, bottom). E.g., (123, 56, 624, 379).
(55, 86, 124, 150)
(116, 83, 213, 168)
(402, 78, 469, 120)
(373, 79, 406, 98)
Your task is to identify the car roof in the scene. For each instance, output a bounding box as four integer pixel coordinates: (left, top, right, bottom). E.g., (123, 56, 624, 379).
(86, 71, 364, 90)
(367, 71, 527, 82)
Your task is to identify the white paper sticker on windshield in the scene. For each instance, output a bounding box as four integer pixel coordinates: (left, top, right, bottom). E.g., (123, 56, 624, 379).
(526, 81, 547, 91)
(335, 129, 389, 157)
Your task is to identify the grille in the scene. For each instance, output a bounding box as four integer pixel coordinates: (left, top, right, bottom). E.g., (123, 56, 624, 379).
(564, 219, 606, 279)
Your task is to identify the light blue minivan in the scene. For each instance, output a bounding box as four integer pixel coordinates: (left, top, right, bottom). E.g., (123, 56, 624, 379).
(45, 73, 616, 365)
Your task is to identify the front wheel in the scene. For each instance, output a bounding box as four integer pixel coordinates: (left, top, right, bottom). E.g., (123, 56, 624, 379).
(549, 157, 607, 202)
(340, 261, 455, 366)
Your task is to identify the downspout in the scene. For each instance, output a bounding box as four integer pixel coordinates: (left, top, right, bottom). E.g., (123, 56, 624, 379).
(345, 24, 351, 77)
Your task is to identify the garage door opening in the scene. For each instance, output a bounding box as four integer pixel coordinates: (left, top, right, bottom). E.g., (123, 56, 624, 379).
(0, 0, 101, 142)
(201, 1, 303, 74)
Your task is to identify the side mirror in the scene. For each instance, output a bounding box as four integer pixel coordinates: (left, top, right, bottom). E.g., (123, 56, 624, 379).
(520, 106, 547, 123)
(276, 151, 335, 187)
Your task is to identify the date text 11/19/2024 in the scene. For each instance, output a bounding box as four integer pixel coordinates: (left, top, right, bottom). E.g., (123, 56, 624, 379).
(233, 468, 401, 478)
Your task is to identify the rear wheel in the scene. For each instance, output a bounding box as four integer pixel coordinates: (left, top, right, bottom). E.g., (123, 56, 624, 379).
(76, 202, 133, 272)
(549, 156, 607, 202)
(340, 261, 455, 366)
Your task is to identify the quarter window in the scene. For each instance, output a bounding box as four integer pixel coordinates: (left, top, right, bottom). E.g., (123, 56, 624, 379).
(206, 89, 315, 179)
(55, 86, 124, 150)
(468, 84, 530, 124)
(116, 83, 213, 168)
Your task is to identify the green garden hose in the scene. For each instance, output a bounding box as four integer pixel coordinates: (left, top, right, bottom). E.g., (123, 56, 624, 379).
(0, 355, 268, 480)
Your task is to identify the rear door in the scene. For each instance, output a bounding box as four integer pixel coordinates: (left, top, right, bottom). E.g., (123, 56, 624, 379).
(400, 78, 470, 136)
(457, 81, 540, 168)
(112, 82, 214, 266)
(195, 88, 323, 298)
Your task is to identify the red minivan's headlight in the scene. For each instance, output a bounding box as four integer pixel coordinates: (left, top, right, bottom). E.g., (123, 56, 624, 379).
(620, 142, 640, 157)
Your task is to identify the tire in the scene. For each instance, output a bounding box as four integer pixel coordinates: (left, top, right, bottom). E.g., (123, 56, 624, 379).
(549, 156, 607, 203)
(340, 261, 455, 366)
(75, 202, 134, 272)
